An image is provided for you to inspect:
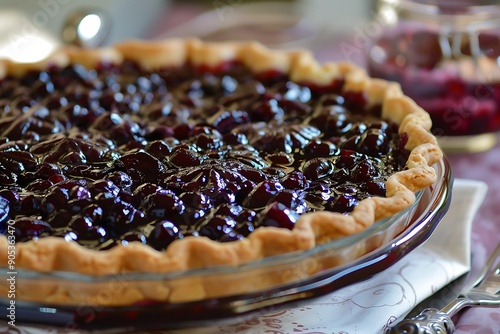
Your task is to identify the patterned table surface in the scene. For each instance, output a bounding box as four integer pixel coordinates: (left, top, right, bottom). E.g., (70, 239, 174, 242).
(445, 139, 500, 333)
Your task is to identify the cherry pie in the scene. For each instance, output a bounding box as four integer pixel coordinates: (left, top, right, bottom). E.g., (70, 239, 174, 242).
(0, 39, 441, 303)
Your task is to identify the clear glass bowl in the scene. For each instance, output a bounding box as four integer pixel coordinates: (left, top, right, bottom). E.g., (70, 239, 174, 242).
(0, 158, 452, 331)
(369, 0, 500, 152)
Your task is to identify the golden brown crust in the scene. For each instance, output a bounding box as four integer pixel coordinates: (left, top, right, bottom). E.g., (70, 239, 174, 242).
(65, 46, 123, 69)
(188, 39, 241, 68)
(0, 39, 443, 305)
(0, 60, 6, 80)
(290, 53, 341, 85)
(5, 50, 69, 78)
(114, 39, 188, 69)
(239, 42, 301, 74)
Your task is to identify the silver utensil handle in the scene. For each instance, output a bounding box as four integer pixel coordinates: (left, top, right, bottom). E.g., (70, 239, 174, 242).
(385, 308, 455, 334)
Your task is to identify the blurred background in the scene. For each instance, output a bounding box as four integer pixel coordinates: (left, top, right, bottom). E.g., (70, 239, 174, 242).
(0, 0, 374, 64)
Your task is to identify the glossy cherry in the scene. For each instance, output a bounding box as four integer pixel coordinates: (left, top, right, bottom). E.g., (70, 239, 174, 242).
(0, 59, 406, 252)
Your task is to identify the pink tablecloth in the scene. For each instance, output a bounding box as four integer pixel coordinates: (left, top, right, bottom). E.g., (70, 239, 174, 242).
(446, 139, 500, 333)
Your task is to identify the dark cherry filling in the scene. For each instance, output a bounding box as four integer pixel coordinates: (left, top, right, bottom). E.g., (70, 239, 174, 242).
(0, 61, 409, 251)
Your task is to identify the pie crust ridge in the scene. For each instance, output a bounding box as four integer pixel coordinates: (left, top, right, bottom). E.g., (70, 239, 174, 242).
(0, 39, 443, 305)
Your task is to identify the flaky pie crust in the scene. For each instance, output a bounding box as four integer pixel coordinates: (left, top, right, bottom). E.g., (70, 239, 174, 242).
(0, 39, 443, 305)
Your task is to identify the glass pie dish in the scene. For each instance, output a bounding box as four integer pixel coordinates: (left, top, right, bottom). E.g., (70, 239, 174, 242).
(0, 157, 452, 331)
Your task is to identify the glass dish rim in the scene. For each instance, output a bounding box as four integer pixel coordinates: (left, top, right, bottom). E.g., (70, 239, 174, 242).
(0, 158, 452, 331)
(1, 159, 444, 283)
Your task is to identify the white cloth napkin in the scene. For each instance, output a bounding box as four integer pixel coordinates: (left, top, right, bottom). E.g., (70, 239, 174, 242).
(2, 179, 487, 334)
